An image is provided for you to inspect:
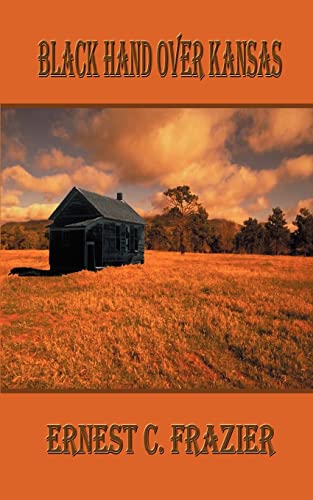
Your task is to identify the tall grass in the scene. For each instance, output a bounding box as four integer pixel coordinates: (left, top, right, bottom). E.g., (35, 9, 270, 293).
(1, 250, 312, 391)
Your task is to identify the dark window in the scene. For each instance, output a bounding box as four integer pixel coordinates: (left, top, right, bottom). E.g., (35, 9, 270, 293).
(128, 226, 139, 252)
(116, 225, 121, 251)
(125, 226, 130, 252)
(134, 228, 139, 251)
(108, 223, 116, 251)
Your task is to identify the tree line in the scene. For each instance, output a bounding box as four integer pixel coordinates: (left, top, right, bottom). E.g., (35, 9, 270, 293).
(145, 186, 313, 256)
(1, 186, 313, 256)
(1, 220, 49, 250)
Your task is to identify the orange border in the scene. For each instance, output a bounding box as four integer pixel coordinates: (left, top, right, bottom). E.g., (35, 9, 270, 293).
(1, 0, 313, 498)
(0, 0, 312, 105)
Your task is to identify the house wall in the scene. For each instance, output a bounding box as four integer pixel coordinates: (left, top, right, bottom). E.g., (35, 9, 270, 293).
(86, 220, 145, 266)
(53, 191, 99, 226)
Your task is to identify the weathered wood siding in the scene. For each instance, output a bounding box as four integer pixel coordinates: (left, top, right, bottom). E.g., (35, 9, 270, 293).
(53, 191, 99, 226)
(85, 220, 145, 266)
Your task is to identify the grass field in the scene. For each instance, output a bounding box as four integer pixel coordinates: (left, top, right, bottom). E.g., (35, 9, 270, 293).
(1, 249, 312, 391)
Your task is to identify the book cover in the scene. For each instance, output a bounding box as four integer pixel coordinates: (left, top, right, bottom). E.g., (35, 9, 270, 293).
(0, 1, 312, 498)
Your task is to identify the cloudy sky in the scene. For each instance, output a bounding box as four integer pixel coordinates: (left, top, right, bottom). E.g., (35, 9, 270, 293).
(1, 107, 313, 226)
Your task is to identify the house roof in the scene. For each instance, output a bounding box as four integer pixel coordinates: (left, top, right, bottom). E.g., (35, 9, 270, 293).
(49, 187, 146, 225)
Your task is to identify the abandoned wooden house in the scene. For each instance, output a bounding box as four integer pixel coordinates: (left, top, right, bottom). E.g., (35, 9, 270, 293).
(48, 187, 145, 272)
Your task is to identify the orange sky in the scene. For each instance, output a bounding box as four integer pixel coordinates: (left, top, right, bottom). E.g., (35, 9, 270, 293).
(1, 107, 313, 225)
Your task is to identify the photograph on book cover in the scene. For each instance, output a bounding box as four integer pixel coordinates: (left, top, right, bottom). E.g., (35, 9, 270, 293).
(1, 105, 312, 392)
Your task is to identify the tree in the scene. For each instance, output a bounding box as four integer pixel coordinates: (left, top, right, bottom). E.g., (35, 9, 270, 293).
(188, 206, 212, 253)
(291, 208, 313, 256)
(145, 221, 171, 250)
(208, 219, 240, 253)
(265, 207, 290, 255)
(0, 220, 49, 249)
(235, 217, 266, 254)
(163, 186, 200, 254)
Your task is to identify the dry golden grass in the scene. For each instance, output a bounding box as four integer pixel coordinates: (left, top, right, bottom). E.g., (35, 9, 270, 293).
(1, 249, 312, 391)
